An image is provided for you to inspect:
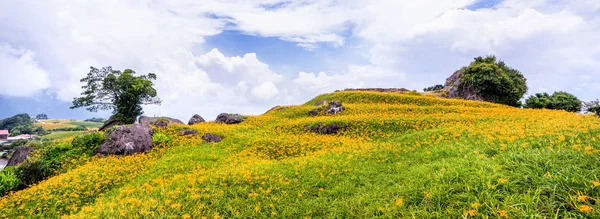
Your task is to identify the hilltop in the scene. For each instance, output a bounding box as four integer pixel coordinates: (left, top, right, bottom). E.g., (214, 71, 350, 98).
(1, 91, 599, 218)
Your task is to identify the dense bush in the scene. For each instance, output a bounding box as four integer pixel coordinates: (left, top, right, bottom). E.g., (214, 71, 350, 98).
(15, 159, 53, 186)
(0, 132, 105, 192)
(459, 56, 527, 107)
(37, 132, 105, 171)
(524, 91, 582, 112)
(0, 114, 33, 132)
(0, 167, 20, 196)
(423, 84, 444, 92)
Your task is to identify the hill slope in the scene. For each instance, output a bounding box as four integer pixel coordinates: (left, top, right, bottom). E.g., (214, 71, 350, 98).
(1, 91, 600, 218)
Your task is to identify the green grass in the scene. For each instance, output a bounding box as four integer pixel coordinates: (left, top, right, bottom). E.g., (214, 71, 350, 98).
(40, 131, 86, 140)
(1, 91, 600, 218)
(66, 121, 103, 129)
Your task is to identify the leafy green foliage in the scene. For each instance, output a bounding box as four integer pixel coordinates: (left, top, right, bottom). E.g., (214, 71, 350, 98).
(15, 159, 53, 186)
(459, 56, 527, 106)
(549, 91, 582, 112)
(0, 167, 20, 196)
(524, 92, 552, 109)
(37, 132, 105, 171)
(524, 91, 582, 112)
(70, 66, 162, 124)
(423, 84, 444, 92)
(0, 113, 33, 132)
(584, 99, 600, 117)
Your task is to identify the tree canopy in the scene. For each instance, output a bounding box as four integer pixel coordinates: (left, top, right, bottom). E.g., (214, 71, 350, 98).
(0, 114, 33, 131)
(524, 91, 582, 112)
(70, 66, 161, 124)
(584, 99, 600, 116)
(459, 56, 527, 107)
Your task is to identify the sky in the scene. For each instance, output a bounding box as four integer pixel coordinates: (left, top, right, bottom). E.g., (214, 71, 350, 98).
(0, 0, 599, 121)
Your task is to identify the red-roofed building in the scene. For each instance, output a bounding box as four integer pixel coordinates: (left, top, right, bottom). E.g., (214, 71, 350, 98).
(0, 130, 8, 140)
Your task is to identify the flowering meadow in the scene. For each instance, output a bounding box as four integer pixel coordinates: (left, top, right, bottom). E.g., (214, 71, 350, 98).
(1, 91, 600, 218)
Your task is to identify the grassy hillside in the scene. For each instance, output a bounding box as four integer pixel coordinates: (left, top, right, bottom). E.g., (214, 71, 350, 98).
(2, 91, 600, 218)
(35, 119, 103, 130)
(40, 131, 86, 140)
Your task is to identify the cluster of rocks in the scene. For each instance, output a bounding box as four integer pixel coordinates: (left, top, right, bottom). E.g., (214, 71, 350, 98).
(309, 100, 346, 117)
(305, 123, 341, 135)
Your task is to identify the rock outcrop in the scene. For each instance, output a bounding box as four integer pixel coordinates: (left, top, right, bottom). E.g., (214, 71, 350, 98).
(94, 123, 154, 156)
(6, 146, 34, 166)
(139, 116, 184, 128)
(202, 133, 222, 143)
(443, 70, 483, 101)
(188, 114, 205, 125)
(98, 116, 128, 131)
(326, 101, 345, 114)
(215, 113, 244, 124)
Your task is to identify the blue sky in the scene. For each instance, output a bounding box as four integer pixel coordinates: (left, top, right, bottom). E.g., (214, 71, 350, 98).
(0, 0, 599, 121)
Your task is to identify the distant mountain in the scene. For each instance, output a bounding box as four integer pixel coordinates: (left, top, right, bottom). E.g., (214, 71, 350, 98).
(0, 93, 109, 120)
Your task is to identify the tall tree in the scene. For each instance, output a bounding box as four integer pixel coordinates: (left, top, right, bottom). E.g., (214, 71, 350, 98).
(70, 66, 161, 124)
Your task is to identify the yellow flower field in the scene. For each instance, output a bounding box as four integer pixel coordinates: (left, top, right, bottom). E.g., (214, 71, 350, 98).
(1, 91, 599, 218)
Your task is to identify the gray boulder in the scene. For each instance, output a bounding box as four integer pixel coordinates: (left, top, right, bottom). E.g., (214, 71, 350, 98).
(309, 109, 319, 116)
(202, 133, 222, 143)
(139, 116, 184, 128)
(94, 123, 154, 156)
(181, 129, 198, 136)
(443, 70, 483, 101)
(188, 114, 206, 125)
(6, 146, 34, 166)
(215, 113, 244, 124)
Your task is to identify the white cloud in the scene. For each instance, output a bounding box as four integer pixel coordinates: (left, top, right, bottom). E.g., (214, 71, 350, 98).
(0, 44, 51, 97)
(1, 0, 600, 120)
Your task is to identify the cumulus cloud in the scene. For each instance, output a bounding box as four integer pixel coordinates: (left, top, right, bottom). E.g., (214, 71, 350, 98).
(0, 44, 51, 97)
(1, 0, 599, 120)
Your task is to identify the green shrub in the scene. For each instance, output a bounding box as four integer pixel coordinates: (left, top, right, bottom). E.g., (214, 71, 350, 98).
(0, 167, 20, 196)
(37, 132, 105, 171)
(460, 56, 527, 107)
(153, 133, 172, 147)
(15, 159, 52, 186)
(524, 91, 582, 112)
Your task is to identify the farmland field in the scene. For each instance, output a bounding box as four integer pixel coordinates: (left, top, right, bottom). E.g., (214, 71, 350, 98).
(1, 91, 600, 218)
(35, 120, 103, 130)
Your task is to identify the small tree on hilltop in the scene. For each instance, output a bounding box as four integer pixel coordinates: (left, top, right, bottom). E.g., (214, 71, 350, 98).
(459, 56, 527, 107)
(584, 99, 600, 116)
(550, 91, 582, 112)
(524, 91, 582, 112)
(70, 66, 162, 124)
(524, 92, 552, 109)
